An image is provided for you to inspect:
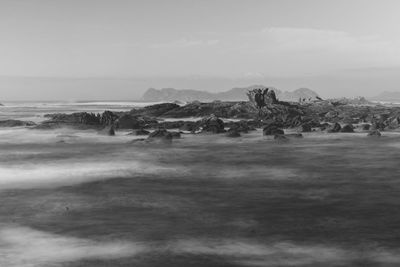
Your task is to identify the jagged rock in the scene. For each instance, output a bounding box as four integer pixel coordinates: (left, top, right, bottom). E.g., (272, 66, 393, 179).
(263, 124, 284, 135)
(117, 114, 143, 129)
(274, 134, 288, 141)
(226, 129, 241, 138)
(200, 114, 225, 133)
(147, 129, 173, 143)
(99, 125, 115, 136)
(134, 129, 150, 135)
(130, 103, 179, 117)
(327, 123, 342, 133)
(340, 124, 354, 133)
(300, 123, 312, 132)
(179, 121, 199, 132)
(367, 130, 381, 137)
(361, 124, 371, 131)
(170, 131, 181, 139)
(0, 120, 36, 127)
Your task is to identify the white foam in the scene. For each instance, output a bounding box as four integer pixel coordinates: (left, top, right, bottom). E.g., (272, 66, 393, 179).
(0, 226, 144, 267)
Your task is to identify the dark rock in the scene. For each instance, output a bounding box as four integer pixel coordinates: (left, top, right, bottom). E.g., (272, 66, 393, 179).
(274, 134, 289, 141)
(327, 123, 342, 133)
(134, 129, 150, 135)
(179, 121, 199, 132)
(340, 124, 354, 133)
(367, 130, 381, 137)
(169, 131, 182, 139)
(147, 129, 173, 143)
(117, 114, 142, 129)
(361, 124, 371, 131)
(226, 129, 241, 138)
(99, 125, 115, 136)
(0, 120, 36, 127)
(263, 124, 284, 135)
(300, 123, 312, 132)
(130, 103, 179, 117)
(200, 114, 225, 133)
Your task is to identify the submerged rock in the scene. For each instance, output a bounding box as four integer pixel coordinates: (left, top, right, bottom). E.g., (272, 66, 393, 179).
(200, 114, 225, 133)
(368, 130, 382, 137)
(263, 124, 284, 136)
(99, 125, 115, 136)
(274, 134, 289, 141)
(327, 123, 342, 133)
(226, 129, 241, 138)
(147, 129, 173, 143)
(340, 124, 354, 133)
(134, 129, 150, 135)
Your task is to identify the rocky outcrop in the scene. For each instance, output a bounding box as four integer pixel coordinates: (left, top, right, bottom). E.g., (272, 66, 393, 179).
(200, 115, 225, 133)
(340, 124, 354, 133)
(263, 124, 284, 135)
(0, 120, 36, 127)
(368, 130, 381, 137)
(327, 123, 342, 133)
(226, 129, 241, 138)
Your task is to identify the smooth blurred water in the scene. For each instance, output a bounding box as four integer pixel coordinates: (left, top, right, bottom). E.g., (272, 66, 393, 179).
(2, 103, 400, 266)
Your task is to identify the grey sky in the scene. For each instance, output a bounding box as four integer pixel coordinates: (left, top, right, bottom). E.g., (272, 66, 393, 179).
(1, 0, 400, 100)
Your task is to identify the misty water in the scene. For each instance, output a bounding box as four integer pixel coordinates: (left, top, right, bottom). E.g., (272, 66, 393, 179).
(1, 103, 400, 266)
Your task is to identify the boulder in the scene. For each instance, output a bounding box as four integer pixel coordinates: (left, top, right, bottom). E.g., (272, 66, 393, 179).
(300, 123, 312, 132)
(274, 134, 289, 141)
(226, 129, 241, 138)
(340, 124, 354, 133)
(327, 123, 342, 133)
(147, 129, 173, 143)
(263, 124, 284, 136)
(200, 114, 225, 133)
(179, 121, 199, 132)
(169, 131, 182, 139)
(361, 124, 371, 131)
(134, 129, 150, 135)
(99, 125, 115, 136)
(367, 130, 381, 137)
(117, 114, 142, 129)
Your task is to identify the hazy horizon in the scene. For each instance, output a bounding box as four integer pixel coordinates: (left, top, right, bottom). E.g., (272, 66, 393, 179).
(2, 0, 400, 100)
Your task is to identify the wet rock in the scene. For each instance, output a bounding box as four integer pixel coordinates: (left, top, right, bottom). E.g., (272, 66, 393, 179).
(179, 121, 199, 132)
(134, 129, 150, 135)
(300, 123, 312, 132)
(226, 129, 241, 138)
(263, 124, 284, 135)
(367, 130, 381, 137)
(147, 129, 173, 143)
(200, 114, 225, 133)
(361, 124, 371, 131)
(170, 131, 182, 139)
(274, 134, 288, 141)
(327, 123, 342, 133)
(340, 124, 354, 133)
(0, 120, 36, 127)
(99, 125, 115, 136)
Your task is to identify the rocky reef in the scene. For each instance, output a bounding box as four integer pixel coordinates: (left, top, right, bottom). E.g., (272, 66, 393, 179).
(27, 95, 400, 141)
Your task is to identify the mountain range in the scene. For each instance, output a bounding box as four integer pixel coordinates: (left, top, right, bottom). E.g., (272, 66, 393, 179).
(141, 85, 320, 102)
(369, 91, 400, 102)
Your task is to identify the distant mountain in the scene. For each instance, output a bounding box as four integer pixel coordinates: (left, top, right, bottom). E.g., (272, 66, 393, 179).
(141, 85, 320, 102)
(369, 91, 400, 102)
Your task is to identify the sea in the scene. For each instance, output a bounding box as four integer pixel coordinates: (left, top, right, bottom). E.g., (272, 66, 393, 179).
(1, 101, 400, 267)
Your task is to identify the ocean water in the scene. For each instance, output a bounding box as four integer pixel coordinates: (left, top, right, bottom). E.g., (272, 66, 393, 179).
(1, 102, 400, 266)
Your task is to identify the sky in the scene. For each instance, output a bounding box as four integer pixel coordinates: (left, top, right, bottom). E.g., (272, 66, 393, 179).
(1, 0, 400, 100)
